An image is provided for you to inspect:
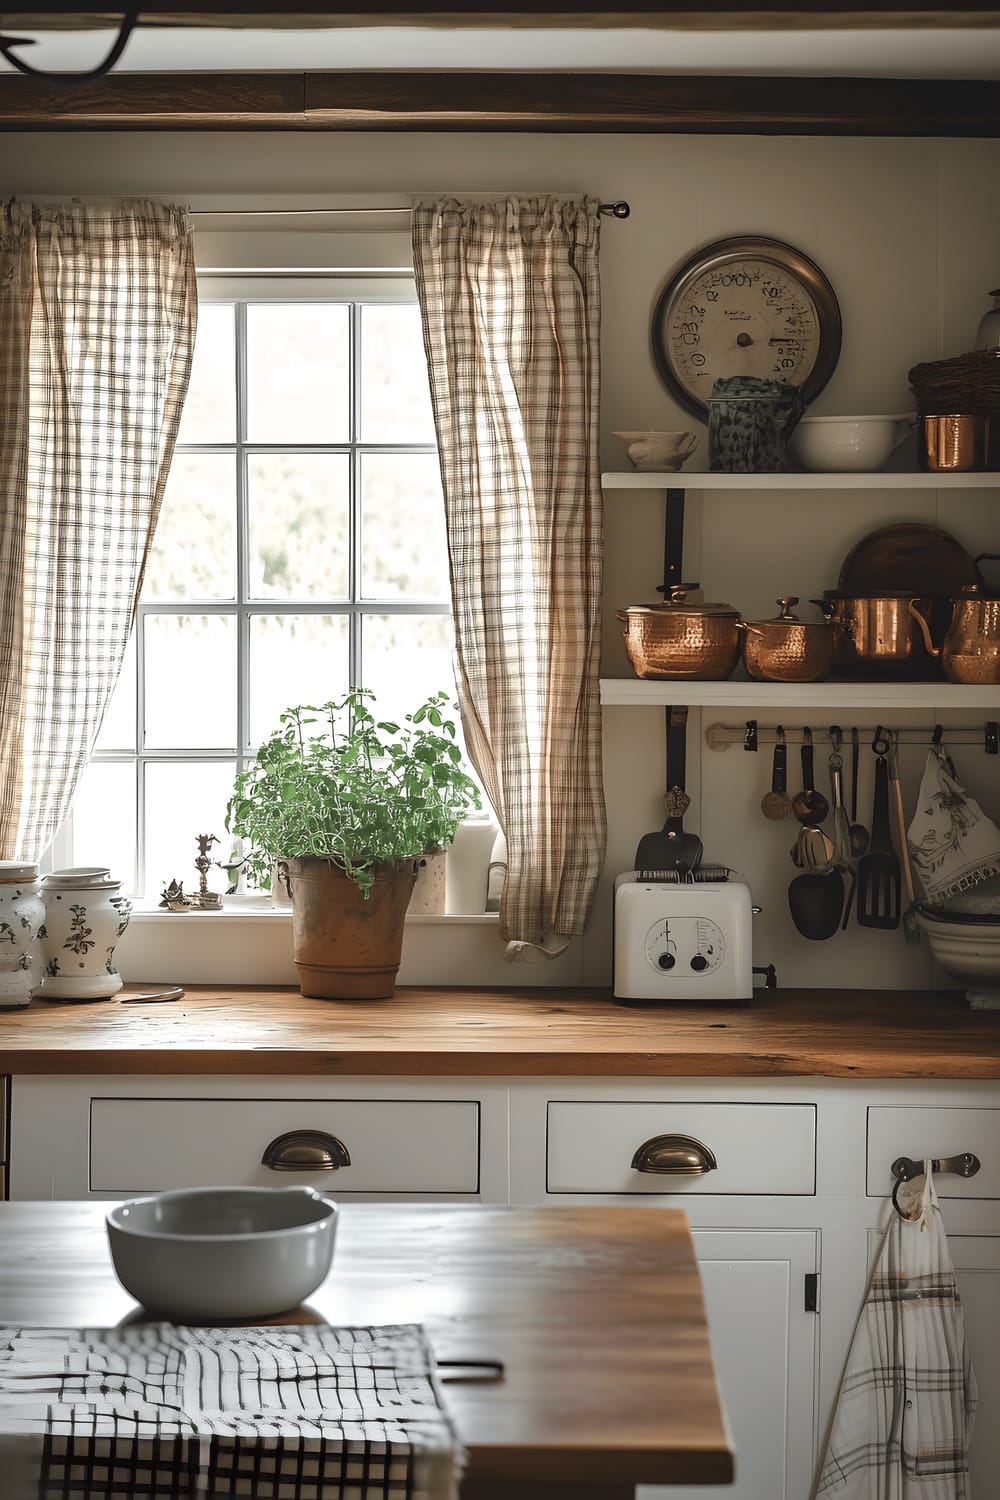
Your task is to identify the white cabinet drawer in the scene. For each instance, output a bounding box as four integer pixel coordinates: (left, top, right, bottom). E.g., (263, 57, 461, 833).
(90, 1097, 480, 1194)
(546, 1102, 816, 1195)
(867, 1107, 1000, 1199)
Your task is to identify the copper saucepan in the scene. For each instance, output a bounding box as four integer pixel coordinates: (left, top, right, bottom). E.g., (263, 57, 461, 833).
(738, 597, 834, 683)
(812, 590, 944, 679)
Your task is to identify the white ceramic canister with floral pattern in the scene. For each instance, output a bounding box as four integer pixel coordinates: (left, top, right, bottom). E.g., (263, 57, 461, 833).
(34, 868, 133, 1001)
(0, 861, 45, 1009)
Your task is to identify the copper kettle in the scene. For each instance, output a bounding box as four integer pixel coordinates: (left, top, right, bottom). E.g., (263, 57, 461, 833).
(908, 585, 1000, 684)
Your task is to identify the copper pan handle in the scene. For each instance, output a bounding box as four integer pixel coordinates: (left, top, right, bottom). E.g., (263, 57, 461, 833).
(907, 599, 940, 658)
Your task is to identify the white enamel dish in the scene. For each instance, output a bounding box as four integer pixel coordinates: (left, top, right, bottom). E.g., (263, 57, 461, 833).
(791, 414, 915, 472)
(106, 1185, 338, 1321)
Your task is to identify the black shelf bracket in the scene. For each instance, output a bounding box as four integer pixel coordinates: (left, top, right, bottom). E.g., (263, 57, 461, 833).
(657, 487, 687, 598)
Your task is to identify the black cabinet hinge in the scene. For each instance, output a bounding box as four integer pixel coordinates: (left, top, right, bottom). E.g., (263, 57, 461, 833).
(804, 1272, 819, 1313)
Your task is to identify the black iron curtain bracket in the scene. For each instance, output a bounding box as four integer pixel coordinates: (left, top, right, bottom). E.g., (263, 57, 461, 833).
(0, 8, 140, 80)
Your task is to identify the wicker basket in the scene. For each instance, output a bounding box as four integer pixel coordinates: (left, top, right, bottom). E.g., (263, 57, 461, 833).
(908, 349, 1000, 417)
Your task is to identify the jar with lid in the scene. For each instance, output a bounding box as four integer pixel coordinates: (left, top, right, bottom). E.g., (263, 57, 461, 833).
(34, 868, 132, 1002)
(0, 861, 45, 1009)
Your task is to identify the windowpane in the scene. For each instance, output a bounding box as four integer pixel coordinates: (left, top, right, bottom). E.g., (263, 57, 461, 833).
(70, 761, 136, 890)
(146, 453, 237, 601)
(360, 304, 436, 444)
(362, 614, 456, 728)
(246, 305, 349, 443)
(94, 639, 137, 752)
(143, 615, 237, 749)
(247, 454, 349, 600)
(177, 303, 235, 444)
(248, 614, 350, 747)
(360, 453, 449, 601)
(144, 761, 237, 900)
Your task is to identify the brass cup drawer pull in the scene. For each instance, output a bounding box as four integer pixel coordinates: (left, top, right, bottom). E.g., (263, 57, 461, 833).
(630, 1133, 718, 1176)
(262, 1129, 351, 1172)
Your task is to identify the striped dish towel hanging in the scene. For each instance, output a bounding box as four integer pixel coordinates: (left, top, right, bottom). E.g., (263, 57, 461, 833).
(814, 1161, 978, 1499)
(0, 1323, 463, 1500)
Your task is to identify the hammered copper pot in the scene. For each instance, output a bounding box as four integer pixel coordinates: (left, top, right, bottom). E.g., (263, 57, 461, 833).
(738, 597, 834, 683)
(617, 589, 741, 681)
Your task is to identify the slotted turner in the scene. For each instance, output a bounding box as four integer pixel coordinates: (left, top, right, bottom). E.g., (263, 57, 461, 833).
(855, 738, 901, 930)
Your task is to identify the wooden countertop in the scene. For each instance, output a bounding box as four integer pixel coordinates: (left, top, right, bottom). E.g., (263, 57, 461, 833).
(0, 1201, 732, 1495)
(0, 984, 998, 1078)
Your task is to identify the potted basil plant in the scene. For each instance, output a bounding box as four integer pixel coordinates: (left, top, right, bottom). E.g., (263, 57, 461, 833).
(226, 688, 481, 1000)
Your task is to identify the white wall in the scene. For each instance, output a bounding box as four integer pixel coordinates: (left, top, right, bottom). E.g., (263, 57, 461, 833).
(6, 130, 1000, 989)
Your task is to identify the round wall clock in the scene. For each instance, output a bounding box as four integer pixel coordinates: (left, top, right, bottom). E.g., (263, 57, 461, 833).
(651, 236, 842, 420)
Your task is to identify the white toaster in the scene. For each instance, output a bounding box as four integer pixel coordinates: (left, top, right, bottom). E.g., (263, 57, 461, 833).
(613, 872, 754, 1002)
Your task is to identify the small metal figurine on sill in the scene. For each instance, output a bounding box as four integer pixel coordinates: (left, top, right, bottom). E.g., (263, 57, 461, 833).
(159, 833, 235, 912)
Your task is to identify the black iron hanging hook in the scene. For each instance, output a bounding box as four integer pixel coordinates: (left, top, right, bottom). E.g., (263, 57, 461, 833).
(0, 8, 140, 80)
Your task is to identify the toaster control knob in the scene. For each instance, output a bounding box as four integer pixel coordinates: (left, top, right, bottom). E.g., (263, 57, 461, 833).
(690, 954, 709, 973)
(657, 952, 676, 971)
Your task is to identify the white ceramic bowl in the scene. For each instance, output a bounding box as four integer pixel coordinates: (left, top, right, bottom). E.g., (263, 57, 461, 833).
(107, 1186, 338, 1321)
(790, 414, 915, 472)
(915, 909, 1000, 1004)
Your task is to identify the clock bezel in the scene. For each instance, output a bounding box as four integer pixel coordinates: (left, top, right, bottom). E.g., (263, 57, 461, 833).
(651, 235, 842, 421)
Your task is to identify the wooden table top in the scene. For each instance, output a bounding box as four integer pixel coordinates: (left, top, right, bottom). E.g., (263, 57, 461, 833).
(0, 983, 997, 1078)
(0, 1201, 732, 1496)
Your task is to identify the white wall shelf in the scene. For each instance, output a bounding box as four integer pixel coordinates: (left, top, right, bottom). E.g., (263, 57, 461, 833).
(600, 678, 1000, 709)
(602, 470, 1000, 490)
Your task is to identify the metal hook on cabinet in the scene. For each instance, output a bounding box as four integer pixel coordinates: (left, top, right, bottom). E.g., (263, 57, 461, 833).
(890, 1152, 981, 1218)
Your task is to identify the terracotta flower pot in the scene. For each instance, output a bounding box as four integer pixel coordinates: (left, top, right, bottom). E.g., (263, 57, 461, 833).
(282, 856, 417, 1000)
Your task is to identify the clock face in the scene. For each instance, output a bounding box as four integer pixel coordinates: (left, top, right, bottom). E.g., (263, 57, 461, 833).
(652, 237, 841, 419)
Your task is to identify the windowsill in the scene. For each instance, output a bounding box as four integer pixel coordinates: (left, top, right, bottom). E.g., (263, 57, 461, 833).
(125, 906, 500, 925)
(115, 905, 583, 988)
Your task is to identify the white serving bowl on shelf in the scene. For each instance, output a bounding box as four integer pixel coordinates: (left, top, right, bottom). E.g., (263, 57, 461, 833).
(106, 1185, 338, 1321)
(790, 414, 915, 472)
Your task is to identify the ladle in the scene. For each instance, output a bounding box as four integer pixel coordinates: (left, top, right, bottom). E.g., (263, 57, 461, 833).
(761, 725, 793, 821)
(792, 728, 830, 826)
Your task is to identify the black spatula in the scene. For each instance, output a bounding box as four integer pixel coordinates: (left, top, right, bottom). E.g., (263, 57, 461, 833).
(635, 786, 704, 876)
(855, 737, 901, 930)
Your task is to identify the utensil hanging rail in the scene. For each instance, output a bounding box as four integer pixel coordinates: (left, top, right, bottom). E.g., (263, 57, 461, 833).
(706, 721, 1000, 752)
(187, 201, 631, 219)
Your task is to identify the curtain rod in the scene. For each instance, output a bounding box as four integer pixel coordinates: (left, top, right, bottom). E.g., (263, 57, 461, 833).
(189, 201, 631, 219)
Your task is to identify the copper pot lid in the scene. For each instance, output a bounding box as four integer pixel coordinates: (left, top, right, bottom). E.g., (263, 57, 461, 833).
(625, 587, 739, 618)
(746, 596, 828, 628)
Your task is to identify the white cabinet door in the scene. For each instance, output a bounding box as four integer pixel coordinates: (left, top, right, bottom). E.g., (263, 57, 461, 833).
(639, 1230, 818, 1500)
(951, 1237, 1000, 1493)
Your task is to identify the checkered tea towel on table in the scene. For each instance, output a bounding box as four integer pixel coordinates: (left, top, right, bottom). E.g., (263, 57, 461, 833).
(907, 745, 1000, 904)
(0, 1323, 463, 1500)
(814, 1163, 978, 1500)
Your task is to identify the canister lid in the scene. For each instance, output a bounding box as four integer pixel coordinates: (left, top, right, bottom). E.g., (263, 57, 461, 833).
(43, 866, 119, 889)
(0, 860, 39, 882)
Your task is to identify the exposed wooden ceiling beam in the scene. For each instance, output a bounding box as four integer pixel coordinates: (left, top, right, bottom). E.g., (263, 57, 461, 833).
(0, 72, 996, 134)
(2, 5, 998, 30)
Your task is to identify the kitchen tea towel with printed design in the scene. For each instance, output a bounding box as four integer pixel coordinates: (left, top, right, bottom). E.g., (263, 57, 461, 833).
(907, 744, 1000, 904)
(813, 1162, 977, 1500)
(0, 1322, 463, 1500)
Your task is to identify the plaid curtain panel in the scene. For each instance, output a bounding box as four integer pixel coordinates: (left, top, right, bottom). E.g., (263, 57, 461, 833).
(412, 197, 606, 959)
(814, 1164, 978, 1498)
(0, 1323, 462, 1500)
(0, 199, 196, 861)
